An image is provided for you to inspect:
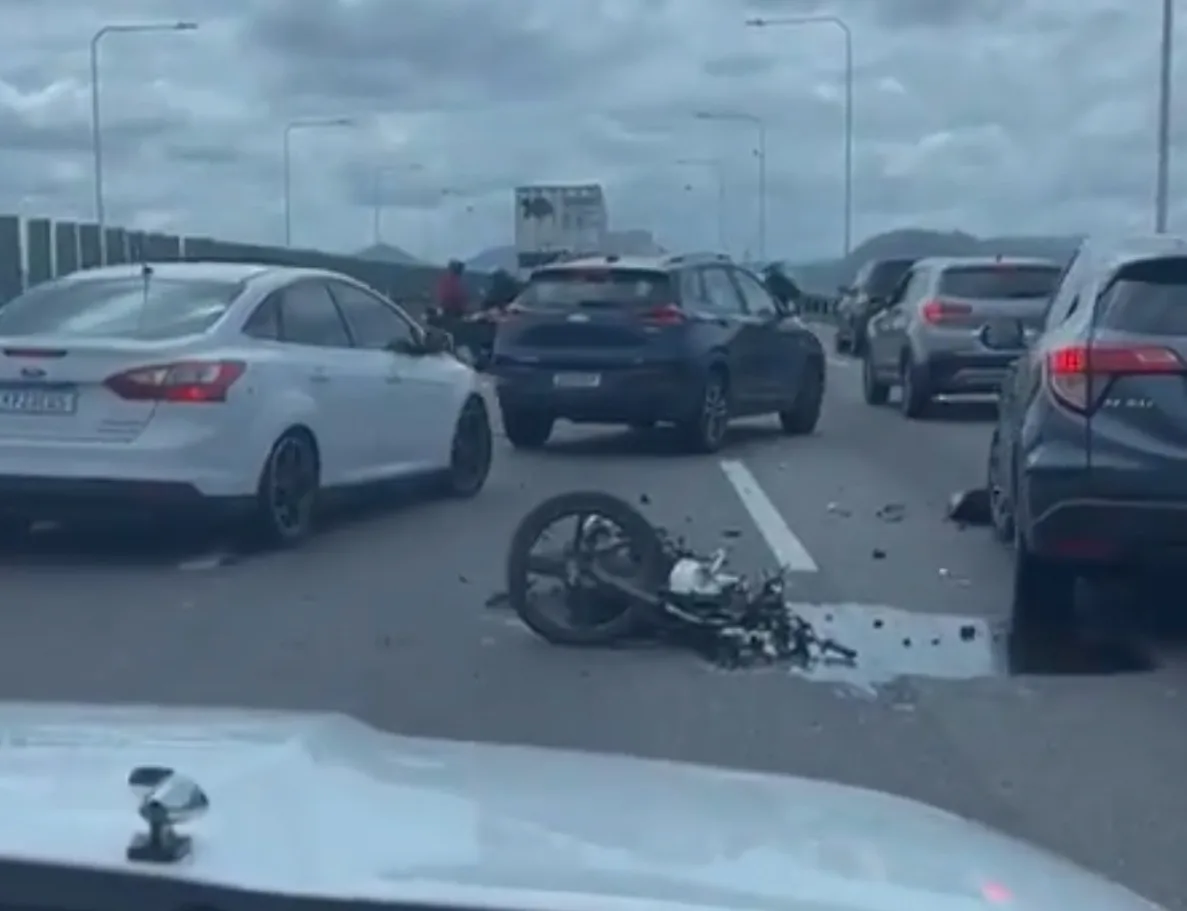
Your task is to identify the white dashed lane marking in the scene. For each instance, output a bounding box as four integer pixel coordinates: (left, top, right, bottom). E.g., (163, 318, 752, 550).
(718, 459, 819, 572)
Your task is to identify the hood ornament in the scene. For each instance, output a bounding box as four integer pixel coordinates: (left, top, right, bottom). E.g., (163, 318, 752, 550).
(126, 765, 209, 864)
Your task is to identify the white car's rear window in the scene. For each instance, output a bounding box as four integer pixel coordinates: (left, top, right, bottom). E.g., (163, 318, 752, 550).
(0, 277, 243, 339)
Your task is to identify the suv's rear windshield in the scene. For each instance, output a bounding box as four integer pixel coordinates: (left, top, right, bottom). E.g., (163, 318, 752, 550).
(518, 268, 673, 310)
(0, 276, 242, 339)
(1099, 257, 1187, 335)
(863, 260, 915, 297)
(938, 265, 1060, 299)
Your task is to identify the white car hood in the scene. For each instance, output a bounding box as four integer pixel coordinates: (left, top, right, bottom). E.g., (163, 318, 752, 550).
(0, 703, 1157, 911)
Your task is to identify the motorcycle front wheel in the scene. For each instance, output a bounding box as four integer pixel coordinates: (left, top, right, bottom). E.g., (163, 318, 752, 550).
(506, 491, 671, 645)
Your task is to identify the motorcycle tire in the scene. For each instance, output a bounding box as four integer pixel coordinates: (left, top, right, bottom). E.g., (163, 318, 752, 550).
(506, 490, 672, 646)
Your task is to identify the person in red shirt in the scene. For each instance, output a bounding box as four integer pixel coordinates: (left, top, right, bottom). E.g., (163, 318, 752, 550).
(436, 260, 470, 318)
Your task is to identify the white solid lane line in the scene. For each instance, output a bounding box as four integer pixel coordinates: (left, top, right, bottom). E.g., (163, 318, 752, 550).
(718, 459, 819, 572)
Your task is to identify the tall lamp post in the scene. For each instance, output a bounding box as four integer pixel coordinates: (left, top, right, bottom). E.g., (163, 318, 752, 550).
(746, 15, 854, 256)
(90, 21, 199, 254)
(675, 157, 727, 252)
(695, 111, 766, 261)
(283, 117, 355, 246)
(1156, 0, 1173, 233)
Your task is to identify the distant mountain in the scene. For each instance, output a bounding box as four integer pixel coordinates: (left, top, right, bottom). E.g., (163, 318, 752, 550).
(466, 229, 668, 273)
(354, 242, 425, 265)
(786, 229, 1083, 295)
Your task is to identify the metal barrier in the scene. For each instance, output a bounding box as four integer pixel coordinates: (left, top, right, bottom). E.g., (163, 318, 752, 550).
(0, 213, 487, 309)
(798, 293, 838, 324)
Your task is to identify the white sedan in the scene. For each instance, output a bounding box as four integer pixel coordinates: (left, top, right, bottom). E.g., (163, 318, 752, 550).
(0, 262, 493, 546)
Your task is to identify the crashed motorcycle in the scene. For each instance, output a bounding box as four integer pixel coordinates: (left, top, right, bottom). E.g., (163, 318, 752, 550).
(505, 491, 857, 669)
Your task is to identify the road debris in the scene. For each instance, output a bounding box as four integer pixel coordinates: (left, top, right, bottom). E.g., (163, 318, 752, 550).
(946, 488, 991, 526)
(876, 503, 907, 523)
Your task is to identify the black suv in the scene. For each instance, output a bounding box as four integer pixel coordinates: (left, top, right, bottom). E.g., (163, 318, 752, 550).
(834, 257, 918, 355)
(490, 253, 826, 452)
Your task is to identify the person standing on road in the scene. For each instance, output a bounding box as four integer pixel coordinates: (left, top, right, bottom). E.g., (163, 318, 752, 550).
(436, 260, 470, 319)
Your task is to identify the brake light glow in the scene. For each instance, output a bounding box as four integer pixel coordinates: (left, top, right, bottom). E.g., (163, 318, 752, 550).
(1045, 343, 1183, 413)
(104, 360, 246, 402)
(980, 881, 1013, 904)
(640, 303, 685, 326)
(921, 299, 973, 324)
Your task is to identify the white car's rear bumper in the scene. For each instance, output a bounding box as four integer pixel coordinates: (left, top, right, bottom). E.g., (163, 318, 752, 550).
(0, 419, 263, 519)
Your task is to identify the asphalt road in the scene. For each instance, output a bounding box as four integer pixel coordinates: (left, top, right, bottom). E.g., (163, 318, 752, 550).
(2, 328, 1186, 908)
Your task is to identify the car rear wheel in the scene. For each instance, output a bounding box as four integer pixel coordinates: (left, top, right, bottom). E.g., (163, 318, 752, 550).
(503, 407, 554, 449)
(861, 351, 890, 405)
(443, 395, 493, 498)
(252, 429, 319, 548)
(1008, 527, 1079, 672)
(678, 369, 730, 453)
(779, 362, 823, 435)
(987, 427, 1015, 543)
(900, 358, 931, 419)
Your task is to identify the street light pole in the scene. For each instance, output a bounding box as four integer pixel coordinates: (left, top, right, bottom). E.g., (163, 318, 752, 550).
(676, 158, 728, 252)
(283, 117, 354, 246)
(90, 21, 198, 254)
(695, 111, 766, 260)
(1156, 0, 1173, 233)
(757, 121, 767, 261)
(746, 15, 854, 256)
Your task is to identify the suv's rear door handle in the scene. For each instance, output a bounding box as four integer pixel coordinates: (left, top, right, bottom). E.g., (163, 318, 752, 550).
(310, 368, 330, 383)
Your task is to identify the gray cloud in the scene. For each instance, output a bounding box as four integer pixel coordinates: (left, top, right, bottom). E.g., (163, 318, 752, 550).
(0, 0, 1172, 263)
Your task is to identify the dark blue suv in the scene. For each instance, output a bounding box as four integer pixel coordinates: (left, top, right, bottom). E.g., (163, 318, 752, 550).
(490, 253, 825, 452)
(984, 235, 1187, 660)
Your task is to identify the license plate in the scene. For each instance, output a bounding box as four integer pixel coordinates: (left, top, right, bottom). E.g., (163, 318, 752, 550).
(553, 373, 601, 389)
(0, 386, 77, 415)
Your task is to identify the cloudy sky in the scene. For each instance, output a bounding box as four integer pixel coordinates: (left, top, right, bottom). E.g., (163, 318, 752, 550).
(0, 0, 1178, 263)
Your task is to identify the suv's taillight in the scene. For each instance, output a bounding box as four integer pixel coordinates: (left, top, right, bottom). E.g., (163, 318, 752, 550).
(104, 360, 246, 402)
(640, 303, 685, 326)
(1045, 343, 1184, 413)
(921, 299, 973, 324)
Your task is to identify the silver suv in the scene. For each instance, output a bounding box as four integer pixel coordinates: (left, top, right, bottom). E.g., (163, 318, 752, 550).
(861, 256, 1062, 418)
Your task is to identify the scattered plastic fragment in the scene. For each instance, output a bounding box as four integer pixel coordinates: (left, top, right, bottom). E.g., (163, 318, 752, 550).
(827, 502, 852, 517)
(946, 488, 991, 526)
(484, 591, 510, 610)
(876, 503, 907, 523)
